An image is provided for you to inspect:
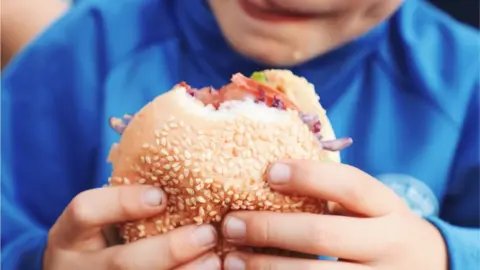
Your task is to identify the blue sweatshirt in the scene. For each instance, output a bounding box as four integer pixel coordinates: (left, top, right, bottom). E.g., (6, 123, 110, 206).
(2, 0, 479, 269)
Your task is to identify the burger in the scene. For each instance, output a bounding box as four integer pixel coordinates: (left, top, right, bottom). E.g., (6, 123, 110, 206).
(106, 69, 352, 257)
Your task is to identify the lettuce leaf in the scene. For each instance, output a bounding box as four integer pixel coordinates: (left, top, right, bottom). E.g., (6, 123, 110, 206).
(250, 71, 268, 84)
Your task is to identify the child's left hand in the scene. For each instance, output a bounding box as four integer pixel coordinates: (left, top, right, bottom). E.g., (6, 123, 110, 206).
(221, 161, 448, 270)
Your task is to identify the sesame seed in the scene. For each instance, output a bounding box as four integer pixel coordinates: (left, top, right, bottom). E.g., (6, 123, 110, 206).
(178, 203, 185, 210)
(204, 178, 214, 184)
(160, 137, 167, 146)
(172, 163, 181, 172)
(193, 216, 203, 224)
(213, 165, 223, 174)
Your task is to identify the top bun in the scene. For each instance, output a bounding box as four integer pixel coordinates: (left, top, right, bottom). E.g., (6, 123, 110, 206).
(107, 69, 349, 256)
(262, 69, 340, 162)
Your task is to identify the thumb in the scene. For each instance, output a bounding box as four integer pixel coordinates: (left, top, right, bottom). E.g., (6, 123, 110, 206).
(50, 186, 166, 249)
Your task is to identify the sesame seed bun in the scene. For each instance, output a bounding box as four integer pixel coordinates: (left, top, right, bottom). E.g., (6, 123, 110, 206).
(262, 69, 340, 162)
(107, 70, 342, 257)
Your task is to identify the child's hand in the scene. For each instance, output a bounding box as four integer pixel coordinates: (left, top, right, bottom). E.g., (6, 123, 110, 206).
(221, 161, 448, 270)
(44, 186, 220, 270)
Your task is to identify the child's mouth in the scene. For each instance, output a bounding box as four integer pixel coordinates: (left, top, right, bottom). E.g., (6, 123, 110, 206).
(239, 0, 317, 23)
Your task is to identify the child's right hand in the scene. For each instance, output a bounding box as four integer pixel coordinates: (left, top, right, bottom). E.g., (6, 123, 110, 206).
(43, 186, 220, 270)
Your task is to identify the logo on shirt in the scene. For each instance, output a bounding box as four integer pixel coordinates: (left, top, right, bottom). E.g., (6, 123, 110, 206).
(375, 174, 439, 217)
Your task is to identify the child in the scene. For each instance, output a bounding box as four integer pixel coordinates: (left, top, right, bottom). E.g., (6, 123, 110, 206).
(2, 0, 478, 269)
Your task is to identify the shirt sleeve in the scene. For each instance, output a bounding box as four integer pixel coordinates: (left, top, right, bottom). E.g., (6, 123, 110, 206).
(427, 77, 480, 270)
(1, 4, 105, 270)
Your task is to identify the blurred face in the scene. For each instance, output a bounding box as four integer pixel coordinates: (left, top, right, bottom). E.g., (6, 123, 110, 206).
(208, 0, 402, 66)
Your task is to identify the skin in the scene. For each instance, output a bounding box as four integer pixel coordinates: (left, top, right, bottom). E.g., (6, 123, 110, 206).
(208, 0, 403, 66)
(221, 161, 448, 269)
(44, 186, 221, 270)
(44, 0, 448, 269)
(208, 2, 448, 268)
(1, 0, 68, 68)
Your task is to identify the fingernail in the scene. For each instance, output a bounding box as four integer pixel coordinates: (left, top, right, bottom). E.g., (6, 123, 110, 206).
(225, 217, 246, 241)
(268, 163, 291, 185)
(192, 225, 217, 247)
(225, 254, 246, 270)
(143, 188, 163, 206)
(197, 255, 220, 270)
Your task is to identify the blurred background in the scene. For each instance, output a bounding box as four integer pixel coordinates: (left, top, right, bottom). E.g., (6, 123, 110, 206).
(430, 0, 479, 29)
(1, 0, 479, 69)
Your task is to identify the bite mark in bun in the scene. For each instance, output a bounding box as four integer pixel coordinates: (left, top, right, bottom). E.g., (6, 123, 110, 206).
(107, 70, 352, 257)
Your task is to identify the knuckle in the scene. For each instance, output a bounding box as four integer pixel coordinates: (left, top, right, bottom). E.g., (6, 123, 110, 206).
(116, 187, 143, 219)
(251, 216, 272, 247)
(307, 223, 329, 253)
(342, 181, 367, 207)
(117, 188, 135, 218)
(294, 161, 316, 183)
(67, 191, 94, 226)
(166, 233, 187, 264)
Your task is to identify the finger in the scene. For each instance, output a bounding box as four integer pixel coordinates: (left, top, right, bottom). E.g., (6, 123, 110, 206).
(224, 252, 371, 270)
(52, 186, 166, 246)
(223, 211, 391, 261)
(267, 161, 405, 216)
(101, 224, 217, 270)
(173, 252, 221, 270)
